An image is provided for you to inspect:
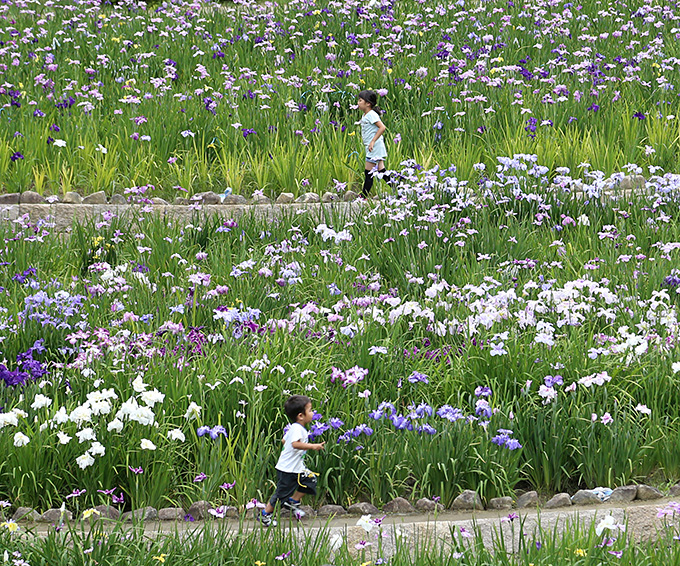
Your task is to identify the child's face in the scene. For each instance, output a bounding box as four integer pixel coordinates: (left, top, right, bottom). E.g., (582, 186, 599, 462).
(357, 97, 371, 112)
(298, 402, 314, 425)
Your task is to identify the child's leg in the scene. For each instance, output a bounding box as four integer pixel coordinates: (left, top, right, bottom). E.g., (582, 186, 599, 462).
(264, 502, 275, 514)
(291, 491, 304, 502)
(376, 160, 394, 186)
(362, 160, 377, 196)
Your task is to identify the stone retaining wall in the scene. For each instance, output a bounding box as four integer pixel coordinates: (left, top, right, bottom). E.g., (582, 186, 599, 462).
(0, 201, 366, 232)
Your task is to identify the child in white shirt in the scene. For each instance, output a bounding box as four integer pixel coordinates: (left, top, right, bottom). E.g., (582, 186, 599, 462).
(258, 395, 325, 526)
(357, 89, 392, 197)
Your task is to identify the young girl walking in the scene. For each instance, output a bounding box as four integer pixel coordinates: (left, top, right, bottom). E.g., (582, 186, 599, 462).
(357, 90, 392, 197)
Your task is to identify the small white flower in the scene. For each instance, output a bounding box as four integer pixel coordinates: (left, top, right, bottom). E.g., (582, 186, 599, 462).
(167, 429, 185, 442)
(107, 418, 124, 433)
(31, 394, 53, 410)
(140, 438, 156, 451)
(356, 514, 374, 533)
(76, 453, 95, 470)
(95, 144, 108, 154)
(76, 428, 96, 443)
(132, 376, 147, 393)
(577, 214, 590, 226)
(140, 389, 165, 407)
(595, 514, 625, 536)
(88, 441, 106, 457)
(13, 432, 30, 447)
(57, 431, 72, 445)
(672, 362, 680, 374)
(53, 407, 69, 424)
(53, 139, 67, 147)
(184, 402, 202, 420)
(634, 404, 651, 415)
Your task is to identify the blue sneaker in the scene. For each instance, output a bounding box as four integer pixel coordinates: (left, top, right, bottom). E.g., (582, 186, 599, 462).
(257, 510, 277, 527)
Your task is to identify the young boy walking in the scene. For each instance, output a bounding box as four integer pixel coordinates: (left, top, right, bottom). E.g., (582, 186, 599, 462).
(258, 395, 325, 526)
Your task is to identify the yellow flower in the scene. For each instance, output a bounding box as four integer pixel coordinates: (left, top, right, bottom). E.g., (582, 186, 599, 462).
(254, 562, 266, 566)
(1, 520, 18, 532)
(387, 69, 392, 74)
(82, 508, 101, 519)
(360, 562, 372, 566)
(574, 548, 586, 556)
(153, 554, 167, 563)
(111, 36, 121, 43)
(348, 132, 356, 136)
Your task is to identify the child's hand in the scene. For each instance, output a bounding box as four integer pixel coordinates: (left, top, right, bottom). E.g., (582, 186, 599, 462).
(315, 442, 326, 451)
(368, 142, 374, 152)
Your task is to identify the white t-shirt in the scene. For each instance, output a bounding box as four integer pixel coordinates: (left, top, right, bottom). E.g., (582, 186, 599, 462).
(360, 109, 387, 160)
(275, 422, 309, 473)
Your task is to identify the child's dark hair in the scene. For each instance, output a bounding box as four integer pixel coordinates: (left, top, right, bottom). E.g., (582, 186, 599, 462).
(358, 90, 380, 112)
(284, 395, 311, 423)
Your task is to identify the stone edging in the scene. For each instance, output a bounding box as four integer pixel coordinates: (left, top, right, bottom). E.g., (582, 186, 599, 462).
(8, 498, 679, 559)
(0, 201, 367, 232)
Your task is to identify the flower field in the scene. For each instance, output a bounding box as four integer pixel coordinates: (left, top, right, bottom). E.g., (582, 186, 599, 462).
(3, 153, 680, 513)
(3, 0, 680, 520)
(2, 0, 680, 199)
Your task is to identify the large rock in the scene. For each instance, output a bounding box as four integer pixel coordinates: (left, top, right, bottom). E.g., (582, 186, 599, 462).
(619, 175, 646, 193)
(38, 508, 72, 523)
(487, 497, 513, 510)
(0, 193, 20, 204)
(276, 192, 294, 204)
(382, 497, 415, 514)
(295, 192, 320, 204)
(414, 498, 445, 513)
(158, 507, 185, 521)
(321, 192, 337, 203)
(543, 493, 572, 509)
(20, 191, 46, 204)
(94, 505, 120, 520)
(571, 490, 602, 506)
(221, 194, 248, 205)
(609, 485, 637, 503)
(122, 506, 158, 522)
(317, 504, 347, 517)
(12, 507, 40, 522)
(636, 485, 662, 501)
(173, 197, 190, 205)
(110, 194, 127, 205)
(82, 191, 107, 204)
(251, 194, 271, 205)
(451, 490, 484, 511)
(516, 491, 539, 509)
(298, 505, 315, 519)
(151, 197, 169, 205)
(62, 191, 83, 204)
(197, 191, 220, 205)
(670, 484, 680, 497)
(187, 500, 213, 520)
(347, 502, 379, 516)
(343, 190, 360, 202)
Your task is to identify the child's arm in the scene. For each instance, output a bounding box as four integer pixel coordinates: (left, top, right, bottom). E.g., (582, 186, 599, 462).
(292, 440, 326, 451)
(368, 120, 386, 152)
